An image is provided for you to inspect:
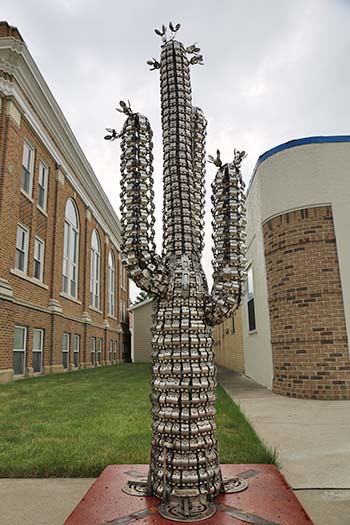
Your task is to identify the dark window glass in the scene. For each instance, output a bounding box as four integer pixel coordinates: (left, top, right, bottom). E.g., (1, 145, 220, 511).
(248, 298, 256, 331)
(32, 352, 42, 373)
(13, 351, 25, 375)
(62, 352, 69, 370)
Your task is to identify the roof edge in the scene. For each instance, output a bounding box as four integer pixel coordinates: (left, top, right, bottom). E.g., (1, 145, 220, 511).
(247, 135, 350, 195)
(129, 297, 154, 311)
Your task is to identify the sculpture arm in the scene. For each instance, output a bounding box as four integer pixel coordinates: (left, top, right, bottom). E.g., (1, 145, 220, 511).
(205, 153, 247, 326)
(120, 111, 167, 296)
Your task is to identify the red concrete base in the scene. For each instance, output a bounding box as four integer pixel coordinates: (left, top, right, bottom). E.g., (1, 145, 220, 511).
(65, 464, 313, 525)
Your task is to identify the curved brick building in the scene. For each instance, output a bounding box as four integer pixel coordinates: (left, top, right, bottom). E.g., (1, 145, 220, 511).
(241, 136, 350, 400)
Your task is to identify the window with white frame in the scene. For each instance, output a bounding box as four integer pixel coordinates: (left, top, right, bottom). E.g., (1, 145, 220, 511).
(13, 325, 27, 376)
(15, 224, 29, 273)
(231, 316, 235, 334)
(109, 340, 113, 363)
(247, 266, 256, 332)
(117, 254, 122, 290)
(33, 237, 45, 281)
(91, 337, 96, 366)
(21, 140, 35, 196)
(108, 251, 115, 317)
(62, 199, 79, 298)
(97, 338, 102, 365)
(32, 328, 43, 373)
(90, 229, 101, 309)
(38, 161, 49, 211)
(62, 333, 70, 370)
(73, 334, 80, 368)
(120, 264, 127, 290)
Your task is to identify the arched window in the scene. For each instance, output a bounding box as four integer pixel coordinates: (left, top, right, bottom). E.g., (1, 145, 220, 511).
(62, 198, 79, 298)
(90, 229, 101, 309)
(108, 250, 115, 316)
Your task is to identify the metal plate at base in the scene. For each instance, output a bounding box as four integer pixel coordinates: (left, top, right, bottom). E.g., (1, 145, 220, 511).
(122, 479, 149, 497)
(158, 498, 216, 522)
(222, 476, 249, 493)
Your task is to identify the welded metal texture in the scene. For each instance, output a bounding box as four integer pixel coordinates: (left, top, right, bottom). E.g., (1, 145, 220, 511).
(114, 24, 246, 521)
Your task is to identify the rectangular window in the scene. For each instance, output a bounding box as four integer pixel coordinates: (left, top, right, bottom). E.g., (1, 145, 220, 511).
(108, 258, 115, 317)
(21, 140, 35, 196)
(231, 316, 235, 334)
(109, 340, 113, 363)
(32, 328, 43, 373)
(15, 224, 29, 273)
(62, 333, 70, 370)
(62, 222, 70, 294)
(38, 161, 49, 211)
(90, 254, 100, 309)
(120, 259, 127, 290)
(33, 237, 45, 281)
(91, 337, 96, 366)
(13, 325, 27, 376)
(73, 334, 80, 368)
(247, 266, 256, 332)
(97, 338, 102, 365)
(62, 217, 79, 299)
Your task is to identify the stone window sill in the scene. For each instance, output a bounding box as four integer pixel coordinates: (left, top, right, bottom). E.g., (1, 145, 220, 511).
(10, 269, 49, 290)
(89, 305, 103, 314)
(20, 189, 34, 203)
(248, 329, 258, 335)
(59, 292, 81, 304)
(37, 205, 48, 217)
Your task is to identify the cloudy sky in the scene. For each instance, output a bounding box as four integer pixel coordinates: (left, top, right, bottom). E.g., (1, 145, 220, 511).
(3, 0, 350, 299)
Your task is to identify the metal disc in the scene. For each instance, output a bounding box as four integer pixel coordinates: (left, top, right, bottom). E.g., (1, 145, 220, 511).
(221, 476, 249, 494)
(158, 498, 216, 522)
(122, 480, 149, 497)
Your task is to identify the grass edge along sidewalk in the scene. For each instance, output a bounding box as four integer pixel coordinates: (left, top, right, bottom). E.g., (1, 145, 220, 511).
(0, 363, 277, 477)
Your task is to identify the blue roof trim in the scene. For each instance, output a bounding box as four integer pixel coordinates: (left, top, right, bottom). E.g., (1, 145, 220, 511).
(255, 135, 350, 170)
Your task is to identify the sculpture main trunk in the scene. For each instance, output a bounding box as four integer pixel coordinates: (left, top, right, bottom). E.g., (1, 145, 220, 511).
(147, 40, 221, 516)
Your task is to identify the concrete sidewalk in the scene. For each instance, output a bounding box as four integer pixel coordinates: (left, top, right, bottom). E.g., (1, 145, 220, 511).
(0, 478, 93, 525)
(217, 366, 350, 525)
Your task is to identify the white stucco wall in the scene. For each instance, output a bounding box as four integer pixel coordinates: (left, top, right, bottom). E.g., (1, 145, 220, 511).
(243, 139, 350, 388)
(242, 173, 274, 388)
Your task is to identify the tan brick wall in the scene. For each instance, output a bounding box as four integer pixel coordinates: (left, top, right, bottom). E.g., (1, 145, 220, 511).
(263, 205, 350, 400)
(213, 308, 245, 374)
(132, 301, 153, 362)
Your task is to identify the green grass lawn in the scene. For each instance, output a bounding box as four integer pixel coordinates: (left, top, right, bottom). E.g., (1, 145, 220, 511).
(0, 363, 276, 477)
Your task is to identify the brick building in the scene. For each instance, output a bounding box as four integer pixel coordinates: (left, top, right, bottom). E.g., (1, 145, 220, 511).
(0, 22, 130, 383)
(212, 310, 245, 375)
(239, 136, 350, 400)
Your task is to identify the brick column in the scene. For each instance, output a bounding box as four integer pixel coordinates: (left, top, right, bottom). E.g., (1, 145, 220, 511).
(263, 206, 350, 399)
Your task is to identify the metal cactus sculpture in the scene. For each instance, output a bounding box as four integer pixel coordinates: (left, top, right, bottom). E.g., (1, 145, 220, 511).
(106, 23, 247, 522)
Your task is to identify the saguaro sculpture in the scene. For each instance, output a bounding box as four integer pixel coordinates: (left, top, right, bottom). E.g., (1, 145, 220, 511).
(106, 23, 247, 522)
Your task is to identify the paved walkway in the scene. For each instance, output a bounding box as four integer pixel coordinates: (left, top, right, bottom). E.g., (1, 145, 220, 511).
(0, 478, 93, 524)
(217, 366, 350, 525)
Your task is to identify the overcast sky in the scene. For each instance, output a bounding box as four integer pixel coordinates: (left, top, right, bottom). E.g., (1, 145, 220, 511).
(3, 0, 350, 300)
